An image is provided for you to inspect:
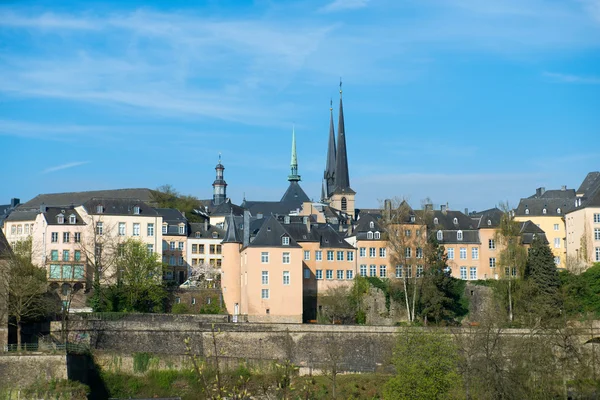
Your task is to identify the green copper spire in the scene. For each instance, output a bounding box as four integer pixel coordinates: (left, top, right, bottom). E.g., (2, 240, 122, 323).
(288, 126, 301, 182)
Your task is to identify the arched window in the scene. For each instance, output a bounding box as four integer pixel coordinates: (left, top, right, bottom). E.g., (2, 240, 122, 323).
(525, 208, 530, 215)
(557, 208, 561, 214)
(542, 208, 547, 214)
(433, 217, 439, 225)
(341, 197, 347, 211)
(453, 217, 458, 224)
(437, 230, 443, 241)
(367, 231, 374, 239)
(487, 219, 491, 226)
(374, 231, 381, 239)
(369, 221, 374, 229)
(57, 215, 64, 224)
(457, 230, 463, 241)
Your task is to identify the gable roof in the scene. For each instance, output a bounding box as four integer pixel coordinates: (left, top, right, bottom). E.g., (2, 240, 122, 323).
(188, 222, 226, 240)
(576, 172, 600, 196)
(248, 216, 301, 248)
(519, 220, 548, 245)
(42, 206, 85, 226)
(427, 210, 476, 230)
(4, 210, 39, 222)
(470, 208, 503, 228)
(21, 188, 155, 208)
(155, 208, 187, 224)
(311, 224, 354, 249)
(82, 198, 158, 216)
(280, 181, 310, 205)
(515, 198, 573, 217)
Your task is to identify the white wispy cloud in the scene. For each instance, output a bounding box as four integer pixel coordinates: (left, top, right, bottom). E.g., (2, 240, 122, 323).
(543, 71, 600, 84)
(319, 0, 370, 13)
(42, 161, 90, 174)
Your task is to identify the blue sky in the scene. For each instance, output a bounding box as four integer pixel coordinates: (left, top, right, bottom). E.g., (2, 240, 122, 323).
(0, 0, 599, 212)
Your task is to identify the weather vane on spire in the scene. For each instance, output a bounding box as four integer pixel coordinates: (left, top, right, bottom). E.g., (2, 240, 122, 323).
(330, 98, 333, 111)
(339, 78, 343, 94)
(218, 152, 222, 164)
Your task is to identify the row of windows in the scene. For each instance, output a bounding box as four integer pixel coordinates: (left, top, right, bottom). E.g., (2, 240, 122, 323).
(191, 244, 222, 254)
(50, 232, 82, 243)
(447, 247, 478, 260)
(303, 250, 355, 262)
(9, 223, 35, 235)
(261, 252, 291, 264)
(191, 258, 222, 267)
(261, 271, 291, 285)
(162, 255, 186, 266)
(459, 267, 478, 280)
(49, 264, 85, 280)
(96, 222, 161, 237)
(524, 207, 562, 215)
(56, 214, 77, 224)
(50, 250, 82, 262)
(315, 269, 354, 280)
(359, 247, 388, 258)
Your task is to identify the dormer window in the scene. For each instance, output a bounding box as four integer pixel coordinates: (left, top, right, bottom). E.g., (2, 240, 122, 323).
(453, 218, 458, 224)
(525, 208, 530, 215)
(434, 217, 438, 225)
(542, 208, 547, 215)
(557, 208, 561, 214)
(457, 230, 463, 241)
(374, 231, 381, 239)
(178, 224, 185, 235)
(69, 214, 76, 224)
(212, 231, 219, 239)
(437, 230, 443, 241)
(162, 224, 168, 234)
(284, 216, 290, 224)
(369, 221, 374, 229)
(57, 214, 64, 224)
(282, 236, 290, 246)
(487, 219, 491, 226)
(195, 232, 201, 238)
(96, 205, 103, 214)
(367, 231, 374, 239)
(410, 216, 415, 223)
(133, 206, 141, 215)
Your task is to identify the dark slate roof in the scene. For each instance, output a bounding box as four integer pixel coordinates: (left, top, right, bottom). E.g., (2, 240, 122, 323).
(311, 224, 354, 249)
(248, 216, 301, 248)
(197, 199, 244, 217)
(470, 208, 503, 228)
(528, 188, 576, 200)
(427, 210, 477, 230)
(0, 204, 12, 217)
(0, 228, 11, 257)
(520, 221, 548, 245)
(515, 198, 573, 217)
(5, 210, 39, 222)
(576, 172, 600, 196)
(222, 214, 241, 243)
(188, 222, 226, 240)
(42, 206, 85, 226)
(242, 200, 303, 217)
(279, 223, 315, 242)
(426, 210, 479, 244)
(155, 208, 187, 224)
(21, 188, 155, 208)
(280, 181, 310, 205)
(355, 213, 384, 233)
(82, 198, 158, 216)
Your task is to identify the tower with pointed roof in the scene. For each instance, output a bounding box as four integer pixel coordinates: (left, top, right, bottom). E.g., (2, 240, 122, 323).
(323, 81, 356, 219)
(288, 127, 301, 182)
(212, 154, 227, 206)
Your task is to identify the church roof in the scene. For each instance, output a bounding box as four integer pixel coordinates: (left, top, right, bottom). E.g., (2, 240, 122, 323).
(333, 87, 352, 193)
(280, 181, 310, 204)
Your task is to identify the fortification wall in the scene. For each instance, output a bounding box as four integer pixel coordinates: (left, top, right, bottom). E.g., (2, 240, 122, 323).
(0, 354, 67, 388)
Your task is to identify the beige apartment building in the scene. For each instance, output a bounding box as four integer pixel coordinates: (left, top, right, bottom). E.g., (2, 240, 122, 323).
(186, 221, 225, 285)
(566, 172, 600, 268)
(156, 208, 188, 284)
(514, 186, 575, 269)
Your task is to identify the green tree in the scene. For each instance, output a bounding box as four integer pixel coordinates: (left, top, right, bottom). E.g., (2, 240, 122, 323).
(384, 328, 461, 400)
(525, 234, 562, 321)
(151, 184, 205, 223)
(495, 205, 528, 322)
(115, 239, 167, 312)
(5, 238, 50, 348)
(419, 238, 468, 325)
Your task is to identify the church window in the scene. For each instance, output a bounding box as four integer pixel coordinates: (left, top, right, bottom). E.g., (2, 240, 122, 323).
(341, 197, 347, 211)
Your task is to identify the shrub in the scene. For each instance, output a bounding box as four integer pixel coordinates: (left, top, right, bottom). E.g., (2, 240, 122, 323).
(172, 303, 191, 314)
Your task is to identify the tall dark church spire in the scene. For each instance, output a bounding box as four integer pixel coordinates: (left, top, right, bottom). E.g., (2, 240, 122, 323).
(323, 98, 336, 200)
(334, 80, 352, 193)
(212, 153, 227, 206)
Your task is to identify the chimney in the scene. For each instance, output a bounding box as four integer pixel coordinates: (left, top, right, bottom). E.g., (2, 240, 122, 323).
(384, 199, 392, 220)
(464, 208, 469, 215)
(204, 219, 208, 232)
(425, 204, 433, 211)
(10, 198, 20, 208)
(243, 210, 250, 247)
(536, 187, 546, 197)
(561, 185, 567, 191)
(39, 203, 46, 213)
(440, 204, 447, 213)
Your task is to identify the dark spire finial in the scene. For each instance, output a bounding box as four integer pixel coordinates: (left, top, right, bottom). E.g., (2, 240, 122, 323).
(339, 78, 343, 95)
(330, 98, 333, 111)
